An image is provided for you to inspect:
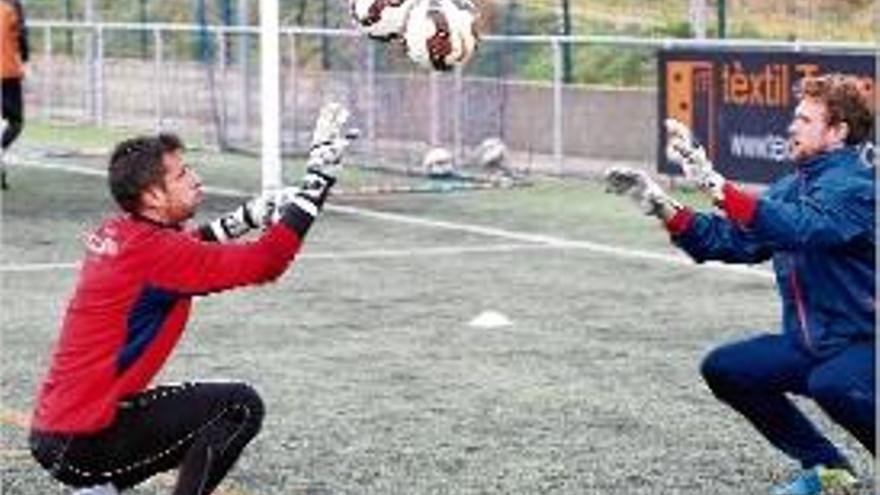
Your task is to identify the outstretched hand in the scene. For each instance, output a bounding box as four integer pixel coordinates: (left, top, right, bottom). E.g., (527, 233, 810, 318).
(307, 102, 360, 178)
(665, 119, 726, 200)
(604, 166, 682, 219)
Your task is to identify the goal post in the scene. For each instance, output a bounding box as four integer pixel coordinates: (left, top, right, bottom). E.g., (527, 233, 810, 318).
(259, 0, 282, 191)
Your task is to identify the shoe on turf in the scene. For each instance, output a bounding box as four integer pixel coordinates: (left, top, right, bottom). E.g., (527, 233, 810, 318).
(72, 483, 119, 495)
(771, 465, 859, 495)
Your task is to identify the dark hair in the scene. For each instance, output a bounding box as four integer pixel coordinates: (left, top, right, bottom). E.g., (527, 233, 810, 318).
(108, 133, 185, 213)
(798, 74, 875, 146)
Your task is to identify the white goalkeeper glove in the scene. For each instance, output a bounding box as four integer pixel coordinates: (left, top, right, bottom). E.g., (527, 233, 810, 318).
(604, 166, 682, 219)
(199, 187, 299, 242)
(665, 118, 726, 201)
(307, 102, 360, 178)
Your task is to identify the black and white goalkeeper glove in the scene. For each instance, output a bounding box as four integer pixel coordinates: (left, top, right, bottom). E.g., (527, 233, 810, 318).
(306, 102, 359, 178)
(272, 170, 338, 239)
(272, 103, 355, 238)
(198, 187, 300, 242)
(665, 118, 726, 201)
(604, 166, 683, 220)
(280, 101, 360, 219)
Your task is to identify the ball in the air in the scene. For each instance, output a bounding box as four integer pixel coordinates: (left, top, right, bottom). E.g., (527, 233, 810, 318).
(349, 0, 418, 41)
(403, 0, 480, 71)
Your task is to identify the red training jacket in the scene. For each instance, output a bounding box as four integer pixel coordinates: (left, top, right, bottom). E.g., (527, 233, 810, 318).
(32, 214, 302, 433)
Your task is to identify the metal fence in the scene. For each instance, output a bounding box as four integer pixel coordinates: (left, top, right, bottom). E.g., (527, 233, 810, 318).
(22, 1, 880, 43)
(25, 20, 878, 175)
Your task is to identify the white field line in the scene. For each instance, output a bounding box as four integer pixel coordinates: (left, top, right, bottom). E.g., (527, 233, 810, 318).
(0, 243, 559, 273)
(0, 262, 79, 273)
(12, 159, 774, 280)
(327, 204, 773, 279)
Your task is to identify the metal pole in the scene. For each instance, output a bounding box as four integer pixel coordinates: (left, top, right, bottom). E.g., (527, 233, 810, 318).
(453, 66, 463, 165)
(560, 0, 573, 83)
(217, 30, 228, 137)
(221, 0, 234, 35)
(64, 0, 73, 54)
(504, 0, 520, 35)
(196, 0, 209, 62)
(139, 0, 148, 58)
(430, 71, 440, 146)
(84, 0, 96, 122)
(153, 28, 163, 131)
(689, 0, 707, 39)
(42, 26, 52, 120)
(238, 0, 250, 140)
(366, 41, 376, 162)
(95, 25, 104, 125)
(552, 38, 564, 172)
(321, 0, 330, 69)
(717, 0, 726, 39)
(260, 0, 282, 191)
(288, 33, 298, 149)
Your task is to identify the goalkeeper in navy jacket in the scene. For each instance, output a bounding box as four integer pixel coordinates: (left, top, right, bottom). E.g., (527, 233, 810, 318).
(29, 104, 354, 495)
(605, 74, 874, 495)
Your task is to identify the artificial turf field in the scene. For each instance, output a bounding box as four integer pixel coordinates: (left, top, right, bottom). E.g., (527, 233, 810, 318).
(1, 123, 873, 494)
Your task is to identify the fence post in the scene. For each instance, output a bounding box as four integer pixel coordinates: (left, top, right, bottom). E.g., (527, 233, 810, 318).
(366, 40, 376, 163)
(453, 65, 463, 165)
(217, 29, 228, 139)
(559, 0, 573, 84)
(95, 25, 104, 125)
(238, 29, 252, 143)
(84, 0, 94, 122)
(287, 32, 297, 149)
(259, 0, 282, 191)
(689, 0, 707, 39)
(153, 28, 163, 131)
(84, 25, 92, 121)
(238, 0, 250, 141)
(429, 70, 440, 147)
(42, 26, 52, 120)
(552, 37, 564, 173)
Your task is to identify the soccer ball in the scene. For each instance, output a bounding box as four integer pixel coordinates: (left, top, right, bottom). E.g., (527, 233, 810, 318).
(403, 0, 480, 71)
(422, 147, 456, 177)
(473, 137, 507, 169)
(349, 0, 418, 41)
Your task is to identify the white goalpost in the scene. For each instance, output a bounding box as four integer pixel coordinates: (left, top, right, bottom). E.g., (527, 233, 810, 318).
(259, 0, 282, 191)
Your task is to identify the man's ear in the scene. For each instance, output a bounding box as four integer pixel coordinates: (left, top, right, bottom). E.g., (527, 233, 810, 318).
(828, 121, 850, 146)
(139, 185, 165, 211)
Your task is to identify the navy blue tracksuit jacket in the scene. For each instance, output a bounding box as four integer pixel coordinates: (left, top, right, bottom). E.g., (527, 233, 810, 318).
(671, 146, 875, 357)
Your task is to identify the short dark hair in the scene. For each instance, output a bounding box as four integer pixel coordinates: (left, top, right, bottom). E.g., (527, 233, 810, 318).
(108, 133, 185, 213)
(798, 74, 875, 146)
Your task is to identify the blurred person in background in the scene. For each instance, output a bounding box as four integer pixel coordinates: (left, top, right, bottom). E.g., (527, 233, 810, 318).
(0, 0, 28, 190)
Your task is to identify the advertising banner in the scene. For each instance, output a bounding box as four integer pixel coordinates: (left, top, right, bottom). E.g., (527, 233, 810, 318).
(658, 50, 875, 183)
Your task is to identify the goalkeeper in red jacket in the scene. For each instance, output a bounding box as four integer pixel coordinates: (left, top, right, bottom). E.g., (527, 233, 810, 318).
(29, 103, 355, 495)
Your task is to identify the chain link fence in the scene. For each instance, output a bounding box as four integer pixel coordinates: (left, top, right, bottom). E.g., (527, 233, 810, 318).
(24, 21, 877, 177)
(22, 1, 879, 41)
